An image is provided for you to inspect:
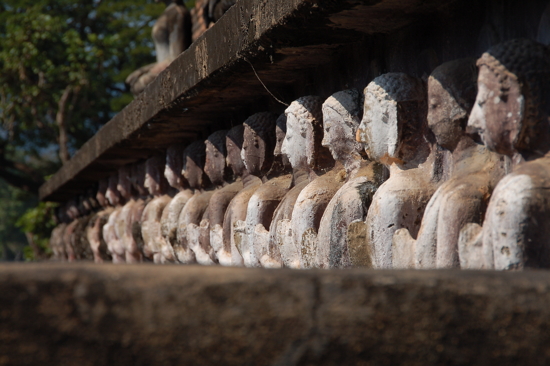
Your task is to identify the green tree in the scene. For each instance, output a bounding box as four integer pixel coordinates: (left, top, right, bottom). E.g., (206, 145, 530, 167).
(0, 0, 197, 259)
(0, 0, 167, 192)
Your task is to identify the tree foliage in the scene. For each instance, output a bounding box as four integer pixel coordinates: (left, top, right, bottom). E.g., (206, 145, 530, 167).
(0, 0, 166, 193)
(0, 0, 200, 259)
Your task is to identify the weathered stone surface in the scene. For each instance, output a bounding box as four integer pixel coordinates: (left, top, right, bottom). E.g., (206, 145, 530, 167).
(2, 263, 550, 365)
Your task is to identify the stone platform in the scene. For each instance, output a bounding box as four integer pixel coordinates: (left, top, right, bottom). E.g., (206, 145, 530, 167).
(1, 264, 549, 365)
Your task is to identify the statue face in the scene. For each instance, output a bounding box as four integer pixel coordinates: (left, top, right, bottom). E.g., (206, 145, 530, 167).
(274, 122, 289, 166)
(357, 89, 399, 162)
(164, 156, 180, 190)
(205, 140, 226, 185)
(117, 167, 132, 200)
(427, 77, 465, 151)
(468, 65, 524, 156)
(281, 110, 308, 169)
(182, 155, 203, 189)
(106, 175, 121, 206)
(322, 105, 356, 162)
(241, 125, 266, 176)
(226, 136, 245, 177)
(144, 160, 161, 196)
(96, 179, 109, 207)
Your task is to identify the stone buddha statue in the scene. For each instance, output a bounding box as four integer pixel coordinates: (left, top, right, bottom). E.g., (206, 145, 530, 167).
(207, 126, 246, 266)
(113, 164, 146, 263)
(103, 173, 127, 263)
(241, 114, 295, 268)
(160, 144, 193, 263)
(261, 96, 338, 268)
(129, 161, 150, 260)
(126, 0, 192, 96)
(220, 113, 277, 266)
(233, 112, 289, 268)
(316, 89, 388, 269)
(393, 59, 509, 269)
(141, 154, 172, 263)
(87, 178, 113, 263)
(188, 130, 239, 266)
(174, 141, 213, 264)
(187, 130, 231, 265)
(49, 208, 67, 261)
(71, 193, 96, 261)
(62, 201, 80, 262)
(458, 39, 550, 270)
(356, 73, 446, 269)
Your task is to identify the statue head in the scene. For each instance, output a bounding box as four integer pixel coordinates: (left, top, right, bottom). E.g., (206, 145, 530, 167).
(241, 112, 278, 177)
(117, 165, 133, 200)
(205, 130, 230, 186)
(428, 59, 478, 151)
(266, 113, 292, 175)
(145, 154, 169, 196)
(182, 141, 208, 189)
(321, 89, 364, 162)
(96, 178, 110, 207)
(66, 199, 79, 220)
(468, 39, 550, 157)
(106, 173, 122, 206)
(130, 162, 148, 197)
(357, 73, 427, 164)
(165, 144, 187, 190)
(282, 96, 334, 171)
(226, 125, 246, 178)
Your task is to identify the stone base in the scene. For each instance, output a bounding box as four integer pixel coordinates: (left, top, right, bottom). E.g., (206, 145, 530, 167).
(1, 263, 549, 365)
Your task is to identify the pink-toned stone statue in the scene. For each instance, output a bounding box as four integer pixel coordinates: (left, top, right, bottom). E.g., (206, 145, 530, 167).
(316, 89, 388, 269)
(241, 114, 294, 267)
(356, 73, 446, 269)
(187, 130, 235, 265)
(220, 113, 277, 266)
(160, 144, 193, 263)
(173, 141, 213, 264)
(113, 164, 147, 263)
(261, 96, 338, 268)
(86, 178, 113, 263)
(128, 162, 150, 260)
(392, 59, 509, 269)
(458, 39, 550, 270)
(206, 127, 246, 266)
(62, 200, 80, 262)
(103, 174, 127, 263)
(71, 193, 96, 261)
(141, 154, 172, 263)
(126, 0, 192, 96)
(234, 112, 285, 267)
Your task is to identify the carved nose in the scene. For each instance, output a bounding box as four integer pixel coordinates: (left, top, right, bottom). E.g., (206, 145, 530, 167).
(467, 103, 484, 134)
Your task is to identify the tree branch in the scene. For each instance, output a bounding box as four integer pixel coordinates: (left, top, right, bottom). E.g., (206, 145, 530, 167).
(56, 86, 72, 164)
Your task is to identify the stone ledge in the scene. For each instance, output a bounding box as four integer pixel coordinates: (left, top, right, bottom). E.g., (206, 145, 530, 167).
(1, 263, 549, 365)
(39, 0, 460, 202)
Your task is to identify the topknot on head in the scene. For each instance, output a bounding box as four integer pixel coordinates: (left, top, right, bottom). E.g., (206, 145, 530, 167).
(243, 112, 278, 141)
(286, 96, 324, 130)
(430, 58, 478, 113)
(206, 130, 229, 156)
(479, 39, 550, 84)
(323, 89, 363, 127)
(366, 73, 425, 103)
(226, 124, 245, 149)
(478, 39, 550, 115)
